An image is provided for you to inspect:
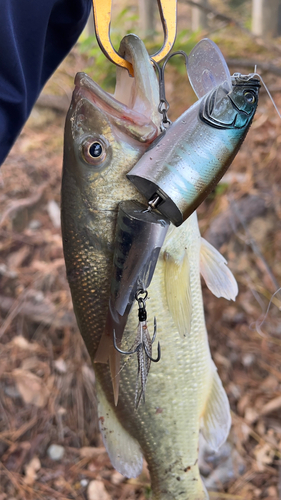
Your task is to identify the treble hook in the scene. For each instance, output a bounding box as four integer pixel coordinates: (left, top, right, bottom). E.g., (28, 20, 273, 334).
(144, 317, 161, 362)
(92, 0, 177, 76)
(113, 288, 161, 408)
(113, 316, 160, 362)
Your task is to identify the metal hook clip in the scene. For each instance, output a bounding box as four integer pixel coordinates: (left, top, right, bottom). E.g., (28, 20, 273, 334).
(92, 0, 177, 77)
(152, 50, 189, 130)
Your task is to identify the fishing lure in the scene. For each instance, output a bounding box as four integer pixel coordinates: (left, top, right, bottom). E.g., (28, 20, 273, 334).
(128, 39, 260, 226)
(113, 289, 161, 408)
(95, 200, 169, 403)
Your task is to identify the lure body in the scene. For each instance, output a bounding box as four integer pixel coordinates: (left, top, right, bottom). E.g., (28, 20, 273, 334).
(128, 76, 260, 226)
(62, 35, 241, 499)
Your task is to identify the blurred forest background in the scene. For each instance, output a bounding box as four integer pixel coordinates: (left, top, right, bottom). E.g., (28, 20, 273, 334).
(1, 0, 281, 498)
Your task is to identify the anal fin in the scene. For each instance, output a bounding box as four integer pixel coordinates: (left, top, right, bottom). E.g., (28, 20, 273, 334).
(201, 360, 231, 452)
(96, 378, 143, 478)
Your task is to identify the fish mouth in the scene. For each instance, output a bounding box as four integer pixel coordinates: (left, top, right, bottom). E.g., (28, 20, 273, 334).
(74, 34, 161, 143)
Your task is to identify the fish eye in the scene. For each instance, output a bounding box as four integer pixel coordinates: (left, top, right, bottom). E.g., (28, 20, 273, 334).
(82, 139, 106, 165)
(89, 142, 103, 157)
(244, 91, 256, 104)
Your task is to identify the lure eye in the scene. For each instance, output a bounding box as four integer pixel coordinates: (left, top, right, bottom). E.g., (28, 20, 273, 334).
(82, 139, 106, 165)
(244, 91, 256, 104)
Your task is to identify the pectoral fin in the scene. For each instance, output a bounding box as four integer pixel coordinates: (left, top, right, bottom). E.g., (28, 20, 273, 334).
(201, 360, 231, 451)
(200, 237, 238, 301)
(96, 378, 143, 478)
(164, 250, 191, 337)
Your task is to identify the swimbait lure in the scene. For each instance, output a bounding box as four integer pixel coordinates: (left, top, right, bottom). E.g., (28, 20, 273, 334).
(128, 39, 260, 226)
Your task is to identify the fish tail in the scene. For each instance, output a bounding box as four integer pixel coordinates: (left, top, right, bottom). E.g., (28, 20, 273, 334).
(150, 467, 209, 500)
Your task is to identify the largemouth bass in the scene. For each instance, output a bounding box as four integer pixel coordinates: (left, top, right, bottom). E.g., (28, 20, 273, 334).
(62, 35, 242, 499)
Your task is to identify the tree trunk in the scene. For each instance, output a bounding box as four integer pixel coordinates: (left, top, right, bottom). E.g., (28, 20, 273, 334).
(191, 0, 208, 31)
(252, 0, 281, 38)
(138, 0, 156, 37)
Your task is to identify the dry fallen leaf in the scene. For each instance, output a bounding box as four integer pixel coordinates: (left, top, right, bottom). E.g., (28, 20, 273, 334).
(244, 406, 259, 424)
(54, 357, 67, 374)
(12, 368, 50, 407)
(254, 443, 275, 471)
(47, 199, 61, 228)
(260, 395, 281, 416)
(80, 447, 106, 459)
(7, 245, 30, 270)
(260, 375, 279, 391)
(111, 471, 125, 485)
(11, 335, 40, 352)
(87, 480, 111, 500)
(267, 486, 278, 497)
(23, 456, 41, 485)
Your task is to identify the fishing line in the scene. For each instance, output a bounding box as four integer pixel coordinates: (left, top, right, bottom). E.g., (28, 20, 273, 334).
(229, 72, 281, 338)
(250, 286, 281, 339)
(115, 346, 137, 379)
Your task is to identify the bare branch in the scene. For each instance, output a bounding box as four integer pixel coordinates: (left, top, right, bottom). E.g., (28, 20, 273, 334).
(226, 59, 281, 77)
(180, 0, 281, 55)
(0, 183, 48, 228)
(0, 295, 75, 330)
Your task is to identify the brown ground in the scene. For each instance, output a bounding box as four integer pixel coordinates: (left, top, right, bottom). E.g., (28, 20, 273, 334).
(1, 7, 281, 500)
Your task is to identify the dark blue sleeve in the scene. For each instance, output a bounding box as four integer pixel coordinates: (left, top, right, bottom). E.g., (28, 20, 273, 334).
(0, 0, 91, 166)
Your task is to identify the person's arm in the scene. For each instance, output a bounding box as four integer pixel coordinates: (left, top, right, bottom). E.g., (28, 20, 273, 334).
(0, 0, 91, 166)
